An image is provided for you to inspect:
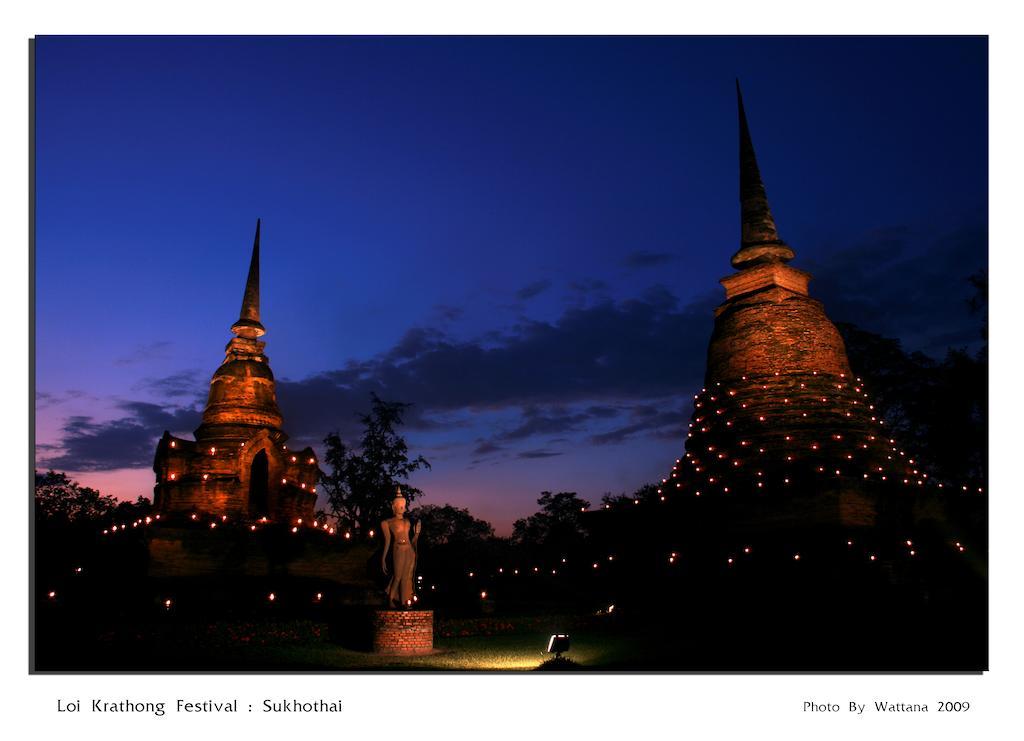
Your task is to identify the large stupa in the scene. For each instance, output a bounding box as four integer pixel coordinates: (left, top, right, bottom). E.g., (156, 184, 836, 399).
(665, 84, 927, 532)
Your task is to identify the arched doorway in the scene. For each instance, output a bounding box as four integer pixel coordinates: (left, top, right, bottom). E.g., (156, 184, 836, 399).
(248, 449, 269, 518)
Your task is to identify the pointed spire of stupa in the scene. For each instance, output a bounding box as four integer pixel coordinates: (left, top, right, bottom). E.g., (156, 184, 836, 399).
(231, 219, 266, 338)
(731, 80, 795, 269)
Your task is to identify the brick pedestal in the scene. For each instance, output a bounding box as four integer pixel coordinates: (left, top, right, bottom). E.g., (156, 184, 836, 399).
(372, 610, 433, 654)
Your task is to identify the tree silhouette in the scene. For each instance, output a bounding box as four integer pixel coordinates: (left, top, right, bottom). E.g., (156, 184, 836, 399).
(838, 314, 987, 486)
(34, 470, 117, 523)
(601, 482, 661, 508)
(410, 504, 495, 547)
(319, 393, 431, 533)
(511, 491, 591, 555)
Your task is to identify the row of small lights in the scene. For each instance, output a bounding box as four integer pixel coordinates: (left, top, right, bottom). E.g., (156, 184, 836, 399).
(103, 514, 160, 534)
(168, 440, 312, 460)
(80, 489, 977, 612)
(457, 534, 971, 577)
(93, 520, 979, 611)
(640, 371, 986, 502)
(162, 472, 317, 493)
(401, 533, 974, 605)
(45, 591, 327, 611)
(48, 531, 973, 607)
(100, 514, 376, 540)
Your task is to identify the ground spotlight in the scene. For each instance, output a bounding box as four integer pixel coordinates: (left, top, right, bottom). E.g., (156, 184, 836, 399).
(546, 634, 570, 658)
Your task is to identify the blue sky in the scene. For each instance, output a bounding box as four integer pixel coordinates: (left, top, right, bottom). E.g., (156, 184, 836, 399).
(33, 36, 987, 532)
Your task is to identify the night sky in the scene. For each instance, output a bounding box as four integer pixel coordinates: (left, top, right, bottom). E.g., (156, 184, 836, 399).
(34, 36, 987, 533)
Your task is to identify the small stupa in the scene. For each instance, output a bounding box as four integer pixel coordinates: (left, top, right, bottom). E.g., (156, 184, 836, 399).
(152, 221, 320, 523)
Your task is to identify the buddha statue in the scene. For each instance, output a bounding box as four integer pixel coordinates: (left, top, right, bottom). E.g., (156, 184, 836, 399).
(380, 488, 421, 609)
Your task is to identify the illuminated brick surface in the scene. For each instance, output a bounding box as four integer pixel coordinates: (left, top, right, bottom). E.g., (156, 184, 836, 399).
(372, 610, 434, 654)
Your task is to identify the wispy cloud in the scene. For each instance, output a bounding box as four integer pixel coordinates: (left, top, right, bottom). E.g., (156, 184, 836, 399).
(472, 441, 504, 456)
(113, 341, 173, 366)
(37, 401, 201, 471)
(623, 250, 677, 268)
(133, 369, 205, 400)
(515, 279, 552, 300)
(516, 449, 563, 459)
(807, 223, 987, 355)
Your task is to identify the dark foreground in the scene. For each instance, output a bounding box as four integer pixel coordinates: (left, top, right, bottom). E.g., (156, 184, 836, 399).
(35, 595, 985, 672)
(34, 511, 986, 672)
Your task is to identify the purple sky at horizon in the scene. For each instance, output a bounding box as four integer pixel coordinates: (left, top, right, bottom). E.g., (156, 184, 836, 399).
(33, 36, 987, 534)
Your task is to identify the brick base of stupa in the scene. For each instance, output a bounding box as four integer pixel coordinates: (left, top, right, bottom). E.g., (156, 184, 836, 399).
(372, 609, 434, 654)
(667, 369, 918, 529)
(146, 526, 378, 593)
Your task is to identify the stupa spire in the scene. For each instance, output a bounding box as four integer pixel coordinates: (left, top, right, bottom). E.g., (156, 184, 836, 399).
(231, 219, 266, 338)
(731, 80, 795, 269)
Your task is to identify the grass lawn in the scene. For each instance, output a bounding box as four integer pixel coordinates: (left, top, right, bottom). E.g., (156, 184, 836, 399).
(38, 603, 983, 671)
(233, 630, 646, 671)
(36, 612, 662, 671)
